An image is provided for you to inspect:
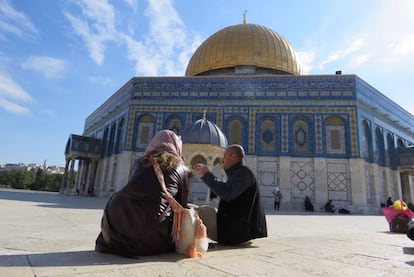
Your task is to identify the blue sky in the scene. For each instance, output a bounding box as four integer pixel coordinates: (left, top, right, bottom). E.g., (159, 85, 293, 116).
(1, 0, 413, 167)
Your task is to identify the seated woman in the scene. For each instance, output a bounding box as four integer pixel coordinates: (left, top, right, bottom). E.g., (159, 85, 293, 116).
(304, 196, 314, 212)
(95, 130, 191, 257)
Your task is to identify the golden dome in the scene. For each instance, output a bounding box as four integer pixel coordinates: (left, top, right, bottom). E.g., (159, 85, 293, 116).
(185, 23, 302, 76)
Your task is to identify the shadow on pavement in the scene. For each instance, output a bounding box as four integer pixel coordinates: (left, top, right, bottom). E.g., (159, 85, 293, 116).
(403, 247, 414, 255)
(0, 189, 108, 210)
(0, 250, 185, 267)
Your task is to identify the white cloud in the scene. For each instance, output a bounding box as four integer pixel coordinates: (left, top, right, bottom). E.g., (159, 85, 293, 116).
(0, 72, 33, 101)
(123, 35, 161, 76)
(121, 0, 202, 76)
(0, 0, 38, 41)
(0, 97, 29, 113)
(64, 0, 201, 75)
(21, 56, 66, 79)
(64, 0, 117, 65)
(348, 54, 370, 68)
(0, 71, 33, 113)
(319, 39, 364, 69)
(348, 1, 414, 67)
(296, 51, 315, 74)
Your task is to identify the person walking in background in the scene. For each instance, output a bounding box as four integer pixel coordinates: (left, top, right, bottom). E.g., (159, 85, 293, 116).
(272, 186, 283, 211)
(95, 130, 191, 258)
(193, 144, 267, 245)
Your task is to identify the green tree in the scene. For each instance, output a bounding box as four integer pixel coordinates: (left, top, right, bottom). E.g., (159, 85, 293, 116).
(21, 170, 36, 189)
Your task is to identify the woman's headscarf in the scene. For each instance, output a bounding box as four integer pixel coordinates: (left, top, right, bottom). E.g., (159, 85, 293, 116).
(145, 130, 182, 158)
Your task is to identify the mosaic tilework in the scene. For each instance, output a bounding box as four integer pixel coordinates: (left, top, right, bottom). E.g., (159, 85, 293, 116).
(258, 160, 279, 187)
(132, 75, 356, 94)
(365, 164, 375, 204)
(381, 169, 387, 202)
(250, 107, 357, 156)
(124, 105, 358, 157)
(315, 115, 323, 153)
(290, 161, 315, 199)
(326, 125, 346, 154)
(281, 115, 289, 153)
(126, 106, 225, 148)
(249, 110, 255, 153)
(327, 162, 349, 201)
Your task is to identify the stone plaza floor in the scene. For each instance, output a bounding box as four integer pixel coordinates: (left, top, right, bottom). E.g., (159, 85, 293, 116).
(0, 188, 413, 276)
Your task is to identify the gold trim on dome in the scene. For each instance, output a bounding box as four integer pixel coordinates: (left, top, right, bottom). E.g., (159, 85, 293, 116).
(185, 23, 302, 76)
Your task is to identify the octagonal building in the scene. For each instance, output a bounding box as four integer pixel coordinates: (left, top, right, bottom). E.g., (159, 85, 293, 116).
(62, 18, 414, 214)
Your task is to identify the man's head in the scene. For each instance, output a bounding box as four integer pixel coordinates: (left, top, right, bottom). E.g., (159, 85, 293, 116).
(222, 144, 245, 170)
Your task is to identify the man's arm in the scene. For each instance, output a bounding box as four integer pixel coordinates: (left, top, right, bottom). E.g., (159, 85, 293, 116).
(201, 168, 253, 201)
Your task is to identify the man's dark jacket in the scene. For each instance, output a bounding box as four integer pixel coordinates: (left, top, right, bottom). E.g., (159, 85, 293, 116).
(202, 161, 267, 245)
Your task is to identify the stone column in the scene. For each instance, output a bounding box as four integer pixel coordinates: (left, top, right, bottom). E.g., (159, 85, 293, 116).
(87, 159, 98, 196)
(279, 156, 291, 208)
(314, 158, 327, 210)
(75, 160, 83, 195)
(81, 160, 90, 194)
(65, 159, 76, 194)
(349, 159, 367, 212)
(60, 159, 70, 194)
(408, 174, 414, 204)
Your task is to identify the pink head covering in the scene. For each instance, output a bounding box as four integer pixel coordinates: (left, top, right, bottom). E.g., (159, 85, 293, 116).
(145, 130, 182, 158)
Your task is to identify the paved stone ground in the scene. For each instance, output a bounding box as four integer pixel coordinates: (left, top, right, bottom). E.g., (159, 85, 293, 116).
(1, 188, 413, 276)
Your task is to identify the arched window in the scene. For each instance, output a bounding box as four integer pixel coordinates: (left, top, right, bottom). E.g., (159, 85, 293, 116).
(102, 127, 109, 157)
(375, 127, 385, 165)
(386, 133, 394, 167)
(325, 116, 346, 155)
(166, 115, 183, 135)
(293, 119, 309, 154)
(115, 117, 125, 153)
(229, 118, 243, 145)
(361, 120, 372, 161)
(135, 114, 154, 148)
(259, 118, 277, 154)
(397, 138, 404, 148)
(108, 123, 116, 155)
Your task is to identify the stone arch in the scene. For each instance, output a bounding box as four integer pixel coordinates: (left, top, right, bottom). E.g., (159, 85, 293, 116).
(190, 154, 207, 166)
(108, 122, 116, 156)
(375, 127, 385, 165)
(387, 133, 396, 169)
(361, 120, 372, 162)
(397, 138, 404, 148)
(165, 114, 184, 135)
(115, 117, 125, 154)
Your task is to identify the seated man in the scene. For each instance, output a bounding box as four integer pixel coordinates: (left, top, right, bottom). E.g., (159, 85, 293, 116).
(324, 200, 336, 213)
(193, 144, 267, 245)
